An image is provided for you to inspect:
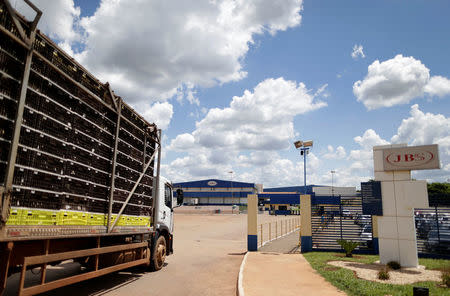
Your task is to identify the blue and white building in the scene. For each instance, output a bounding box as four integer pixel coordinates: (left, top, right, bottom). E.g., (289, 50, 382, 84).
(265, 185, 356, 197)
(173, 179, 260, 205)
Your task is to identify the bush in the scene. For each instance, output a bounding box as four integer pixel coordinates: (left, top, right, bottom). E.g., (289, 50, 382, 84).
(337, 239, 359, 257)
(387, 261, 401, 270)
(378, 268, 390, 280)
(442, 269, 450, 287)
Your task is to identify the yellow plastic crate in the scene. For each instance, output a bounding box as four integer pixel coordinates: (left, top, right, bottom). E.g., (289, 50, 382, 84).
(106, 214, 118, 226)
(138, 216, 151, 227)
(116, 215, 128, 226)
(21, 208, 59, 225)
(87, 213, 106, 226)
(6, 208, 22, 225)
(128, 216, 141, 226)
(59, 210, 88, 225)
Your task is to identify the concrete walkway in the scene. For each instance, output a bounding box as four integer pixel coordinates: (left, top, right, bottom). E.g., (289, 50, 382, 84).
(239, 252, 347, 296)
(239, 229, 346, 296)
(259, 230, 301, 253)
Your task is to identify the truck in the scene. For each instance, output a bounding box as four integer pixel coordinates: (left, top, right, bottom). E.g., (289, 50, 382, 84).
(0, 0, 182, 294)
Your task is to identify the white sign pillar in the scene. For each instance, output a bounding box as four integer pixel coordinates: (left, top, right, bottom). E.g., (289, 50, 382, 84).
(373, 144, 434, 267)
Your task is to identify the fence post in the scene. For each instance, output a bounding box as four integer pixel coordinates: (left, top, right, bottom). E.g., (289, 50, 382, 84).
(269, 222, 272, 241)
(247, 194, 258, 251)
(300, 194, 312, 252)
(260, 224, 263, 246)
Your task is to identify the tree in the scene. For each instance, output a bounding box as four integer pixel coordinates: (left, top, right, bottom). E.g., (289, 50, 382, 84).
(428, 182, 450, 207)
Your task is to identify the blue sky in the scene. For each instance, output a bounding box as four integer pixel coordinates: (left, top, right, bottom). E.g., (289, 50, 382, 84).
(17, 0, 450, 188)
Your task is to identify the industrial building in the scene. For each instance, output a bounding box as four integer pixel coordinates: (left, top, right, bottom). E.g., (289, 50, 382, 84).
(260, 185, 357, 213)
(173, 180, 356, 206)
(173, 179, 261, 205)
(264, 185, 356, 196)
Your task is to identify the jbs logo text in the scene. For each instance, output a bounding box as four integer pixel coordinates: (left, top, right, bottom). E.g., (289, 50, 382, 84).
(386, 151, 434, 167)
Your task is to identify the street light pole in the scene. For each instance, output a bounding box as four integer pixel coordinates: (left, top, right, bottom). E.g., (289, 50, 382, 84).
(301, 147, 309, 195)
(294, 140, 313, 195)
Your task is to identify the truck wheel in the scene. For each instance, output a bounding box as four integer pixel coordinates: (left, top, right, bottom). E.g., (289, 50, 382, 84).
(151, 235, 166, 271)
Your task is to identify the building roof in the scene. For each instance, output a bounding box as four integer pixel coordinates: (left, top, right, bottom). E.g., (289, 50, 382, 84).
(173, 179, 255, 189)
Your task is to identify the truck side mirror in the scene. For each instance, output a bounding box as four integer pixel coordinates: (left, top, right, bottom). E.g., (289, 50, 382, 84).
(176, 189, 184, 206)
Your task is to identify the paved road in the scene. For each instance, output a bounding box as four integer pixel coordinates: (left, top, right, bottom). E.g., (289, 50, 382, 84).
(5, 214, 247, 296)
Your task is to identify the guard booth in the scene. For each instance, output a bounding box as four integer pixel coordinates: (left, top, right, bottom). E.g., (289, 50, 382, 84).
(258, 192, 300, 215)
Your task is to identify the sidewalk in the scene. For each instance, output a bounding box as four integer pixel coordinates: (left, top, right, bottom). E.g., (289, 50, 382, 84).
(259, 230, 301, 253)
(238, 231, 346, 296)
(239, 252, 346, 296)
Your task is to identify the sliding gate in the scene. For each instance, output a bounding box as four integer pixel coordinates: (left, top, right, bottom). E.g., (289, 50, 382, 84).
(310, 195, 375, 253)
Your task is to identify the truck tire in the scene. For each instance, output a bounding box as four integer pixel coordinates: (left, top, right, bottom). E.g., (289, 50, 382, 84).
(150, 235, 166, 271)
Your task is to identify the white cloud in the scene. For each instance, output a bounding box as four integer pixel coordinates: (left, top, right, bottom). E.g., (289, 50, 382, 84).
(351, 44, 365, 60)
(64, 0, 303, 104)
(354, 129, 389, 150)
(16, 0, 81, 44)
(353, 55, 450, 110)
(140, 102, 174, 130)
(323, 145, 346, 159)
(164, 77, 326, 184)
(391, 104, 450, 181)
(347, 129, 389, 176)
(424, 76, 450, 98)
(391, 104, 449, 147)
(169, 77, 326, 151)
(337, 105, 450, 184)
(314, 83, 329, 97)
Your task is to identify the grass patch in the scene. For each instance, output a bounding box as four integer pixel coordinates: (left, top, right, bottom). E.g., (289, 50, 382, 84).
(303, 252, 450, 296)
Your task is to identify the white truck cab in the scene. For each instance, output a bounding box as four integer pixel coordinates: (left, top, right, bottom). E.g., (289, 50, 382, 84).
(150, 176, 183, 270)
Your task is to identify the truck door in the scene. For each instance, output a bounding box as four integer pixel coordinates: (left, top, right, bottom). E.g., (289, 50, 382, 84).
(160, 182, 174, 232)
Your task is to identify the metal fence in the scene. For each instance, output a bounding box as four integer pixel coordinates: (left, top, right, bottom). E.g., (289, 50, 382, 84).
(311, 196, 374, 253)
(257, 216, 300, 248)
(415, 207, 450, 258)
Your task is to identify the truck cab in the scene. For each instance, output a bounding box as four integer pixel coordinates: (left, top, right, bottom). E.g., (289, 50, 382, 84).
(150, 177, 183, 270)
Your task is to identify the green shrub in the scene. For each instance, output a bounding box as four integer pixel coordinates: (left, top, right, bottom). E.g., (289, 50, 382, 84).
(337, 239, 359, 257)
(378, 268, 390, 280)
(387, 261, 401, 270)
(442, 269, 450, 287)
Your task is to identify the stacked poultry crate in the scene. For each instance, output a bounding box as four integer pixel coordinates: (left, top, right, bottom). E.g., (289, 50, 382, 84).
(0, 2, 157, 229)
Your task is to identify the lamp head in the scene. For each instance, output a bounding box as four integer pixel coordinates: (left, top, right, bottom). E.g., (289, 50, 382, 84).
(303, 140, 313, 147)
(294, 140, 303, 149)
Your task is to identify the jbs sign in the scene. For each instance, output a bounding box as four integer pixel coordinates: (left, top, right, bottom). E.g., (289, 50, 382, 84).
(382, 144, 440, 171)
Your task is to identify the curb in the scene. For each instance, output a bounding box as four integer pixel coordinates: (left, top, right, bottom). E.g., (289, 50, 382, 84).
(236, 252, 249, 296)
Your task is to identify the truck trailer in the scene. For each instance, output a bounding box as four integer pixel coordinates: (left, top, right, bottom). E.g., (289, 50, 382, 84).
(0, 0, 182, 294)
